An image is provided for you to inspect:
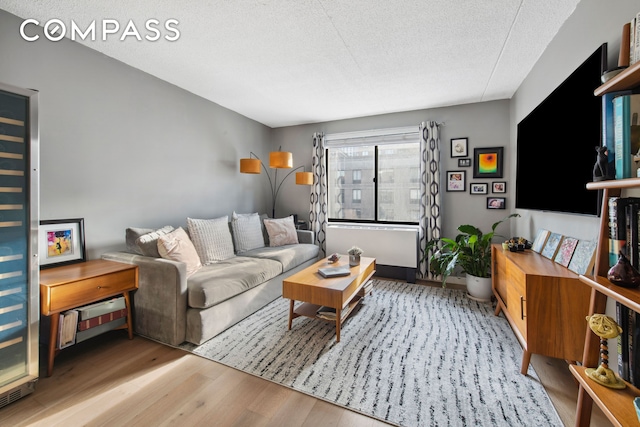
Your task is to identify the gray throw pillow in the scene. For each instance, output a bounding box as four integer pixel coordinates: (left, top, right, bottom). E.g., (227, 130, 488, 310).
(187, 216, 235, 264)
(135, 225, 175, 257)
(231, 212, 265, 253)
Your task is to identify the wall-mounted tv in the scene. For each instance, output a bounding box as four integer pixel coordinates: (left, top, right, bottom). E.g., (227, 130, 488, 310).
(515, 43, 606, 216)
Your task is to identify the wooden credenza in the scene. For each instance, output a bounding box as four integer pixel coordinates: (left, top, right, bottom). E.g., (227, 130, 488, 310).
(491, 244, 592, 374)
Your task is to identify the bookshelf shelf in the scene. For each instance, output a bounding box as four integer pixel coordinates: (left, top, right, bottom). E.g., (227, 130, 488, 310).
(594, 60, 640, 96)
(579, 275, 640, 313)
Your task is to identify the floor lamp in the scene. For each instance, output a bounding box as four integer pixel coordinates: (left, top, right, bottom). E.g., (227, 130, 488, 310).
(240, 149, 313, 218)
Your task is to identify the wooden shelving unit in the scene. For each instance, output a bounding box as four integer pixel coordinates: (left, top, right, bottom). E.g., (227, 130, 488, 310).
(571, 63, 640, 427)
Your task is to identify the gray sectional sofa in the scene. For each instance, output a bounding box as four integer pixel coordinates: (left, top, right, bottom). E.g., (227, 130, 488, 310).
(102, 214, 320, 346)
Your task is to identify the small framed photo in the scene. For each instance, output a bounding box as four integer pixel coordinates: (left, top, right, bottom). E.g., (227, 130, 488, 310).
(487, 197, 506, 209)
(446, 170, 466, 192)
(492, 181, 507, 193)
(473, 147, 504, 178)
(458, 158, 471, 168)
(450, 138, 468, 158)
(470, 183, 488, 194)
(39, 218, 86, 269)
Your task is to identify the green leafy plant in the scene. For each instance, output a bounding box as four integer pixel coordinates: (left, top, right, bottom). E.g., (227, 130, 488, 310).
(423, 213, 520, 286)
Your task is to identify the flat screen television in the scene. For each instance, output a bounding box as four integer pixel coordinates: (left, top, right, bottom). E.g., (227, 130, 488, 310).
(515, 43, 607, 216)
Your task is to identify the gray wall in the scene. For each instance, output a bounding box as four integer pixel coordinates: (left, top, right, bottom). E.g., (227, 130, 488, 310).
(511, 0, 639, 241)
(0, 9, 272, 259)
(272, 100, 513, 240)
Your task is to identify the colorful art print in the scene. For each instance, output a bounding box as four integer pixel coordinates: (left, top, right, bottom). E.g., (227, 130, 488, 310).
(458, 158, 471, 167)
(486, 197, 505, 209)
(446, 170, 466, 192)
(553, 236, 579, 267)
(532, 229, 551, 253)
(47, 229, 73, 258)
(568, 239, 597, 275)
(473, 147, 504, 178)
(39, 218, 86, 269)
(492, 181, 506, 193)
(470, 183, 488, 194)
(450, 138, 468, 158)
(541, 232, 564, 260)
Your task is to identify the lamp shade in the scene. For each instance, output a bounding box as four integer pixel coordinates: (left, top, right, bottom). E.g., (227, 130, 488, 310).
(269, 151, 292, 168)
(295, 171, 314, 185)
(240, 158, 261, 174)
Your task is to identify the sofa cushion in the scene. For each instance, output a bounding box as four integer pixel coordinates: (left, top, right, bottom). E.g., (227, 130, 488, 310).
(135, 226, 175, 257)
(186, 256, 282, 309)
(242, 243, 319, 273)
(231, 212, 265, 253)
(264, 216, 298, 247)
(126, 227, 153, 255)
(188, 216, 235, 264)
(157, 227, 202, 277)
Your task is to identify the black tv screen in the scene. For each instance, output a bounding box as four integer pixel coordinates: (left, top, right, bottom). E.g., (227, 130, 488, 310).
(516, 44, 606, 216)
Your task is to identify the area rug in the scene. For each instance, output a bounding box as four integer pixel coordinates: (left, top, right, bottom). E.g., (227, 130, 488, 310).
(180, 279, 562, 426)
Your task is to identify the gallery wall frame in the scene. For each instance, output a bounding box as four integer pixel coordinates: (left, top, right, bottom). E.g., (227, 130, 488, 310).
(446, 170, 466, 192)
(450, 138, 468, 158)
(458, 158, 471, 167)
(39, 218, 86, 269)
(470, 183, 488, 194)
(492, 181, 507, 193)
(473, 147, 504, 178)
(487, 197, 506, 209)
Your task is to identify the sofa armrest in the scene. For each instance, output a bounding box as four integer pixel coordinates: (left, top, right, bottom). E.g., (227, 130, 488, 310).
(101, 251, 188, 346)
(297, 229, 315, 244)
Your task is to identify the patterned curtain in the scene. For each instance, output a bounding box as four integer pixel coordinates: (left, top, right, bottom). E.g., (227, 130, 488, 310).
(418, 121, 441, 279)
(310, 132, 327, 257)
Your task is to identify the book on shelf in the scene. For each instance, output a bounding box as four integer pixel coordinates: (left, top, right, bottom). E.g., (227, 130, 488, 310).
(617, 302, 630, 381)
(77, 308, 127, 331)
(77, 296, 126, 321)
(76, 317, 126, 344)
(358, 280, 373, 297)
(613, 94, 640, 179)
(607, 196, 640, 267)
(316, 306, 337, 320)
(58, 309, 78, 349)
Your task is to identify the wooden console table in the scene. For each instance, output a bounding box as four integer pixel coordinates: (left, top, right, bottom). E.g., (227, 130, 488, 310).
(491, 244, 592, 374)
(40, 259, 138, 376)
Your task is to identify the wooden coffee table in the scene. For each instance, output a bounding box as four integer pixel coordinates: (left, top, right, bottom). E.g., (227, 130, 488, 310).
(283, 256, 375, 342)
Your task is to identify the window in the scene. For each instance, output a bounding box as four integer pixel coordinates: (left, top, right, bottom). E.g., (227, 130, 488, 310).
(326, 127, 420, 224)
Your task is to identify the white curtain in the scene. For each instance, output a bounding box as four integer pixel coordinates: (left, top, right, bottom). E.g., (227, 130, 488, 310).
(418, 121, 442, 280)
(310, 132, 327, 257)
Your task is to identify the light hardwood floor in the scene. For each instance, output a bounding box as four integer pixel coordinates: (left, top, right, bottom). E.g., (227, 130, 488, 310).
(0, 289, 611, 426)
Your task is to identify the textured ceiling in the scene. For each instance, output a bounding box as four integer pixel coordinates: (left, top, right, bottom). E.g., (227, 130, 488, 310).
(0, 0, 580, 128)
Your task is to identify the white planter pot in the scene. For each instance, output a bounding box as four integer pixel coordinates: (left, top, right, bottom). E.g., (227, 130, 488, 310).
(465, 274, 493, 302)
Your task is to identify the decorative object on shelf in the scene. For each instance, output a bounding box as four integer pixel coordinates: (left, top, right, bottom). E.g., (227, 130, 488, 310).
(473, 147, 504, 178)
(38, 218, 86, 269)
(327, 253, 340, 263)
(504, 237, 531, 252)
(348, 246, 363, 266)
(450, 137, 468, 158)
(239, 146, 314, 217)
(423, 213, 519, 298)
(593, 146, 614, 181)
(584, 314, 626, 389)
(446, 170, 465, 192)
(470, 183, 487, 195)
(486, 197, 505, 209)
(607, 252, 640, 288)
(601, 66, 627, 83)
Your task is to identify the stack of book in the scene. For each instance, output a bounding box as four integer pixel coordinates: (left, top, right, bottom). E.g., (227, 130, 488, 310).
(57, 310, 78, 349)
(357, 280, 373, 297)
(608, 196, 640, 386)
(316, 306, 337, 321)
(75, 296, 127, 343)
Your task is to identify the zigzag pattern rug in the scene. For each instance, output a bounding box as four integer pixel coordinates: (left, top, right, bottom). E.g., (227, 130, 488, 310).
(180, 279, 562, 426)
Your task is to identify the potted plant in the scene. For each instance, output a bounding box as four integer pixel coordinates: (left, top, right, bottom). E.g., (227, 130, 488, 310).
(348, 246, 363, 266)
(423, 213, 520, 300)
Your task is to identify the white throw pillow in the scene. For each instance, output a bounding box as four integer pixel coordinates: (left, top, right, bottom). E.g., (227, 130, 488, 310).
(135, 225, 175, 258)
(157, 227, 202, 277)
(263, 216, 299, 247)
(187, 216, 235, 264)
(231, 212, 265, 253)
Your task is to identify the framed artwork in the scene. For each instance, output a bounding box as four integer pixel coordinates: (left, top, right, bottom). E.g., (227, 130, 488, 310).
(450, 138, 468, 158)
(541, 232, 564, 260)
(470, 183, 488, 194)
(473, 147, 504, 178)
(568, 239, 597, 275)
(458, 158, 471, 167)
(492, 181, 506, 193)
(446, 170, 466, 192)
(486, 197, 506, 209)
(531, 229, 551, 253)
(39, 218, 86, 269)
(554, 236, 579, 267)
